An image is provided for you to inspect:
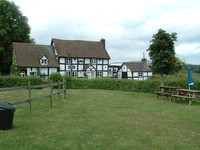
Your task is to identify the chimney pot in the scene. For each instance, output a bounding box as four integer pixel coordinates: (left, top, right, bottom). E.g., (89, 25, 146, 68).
(101, 38, 105, 48)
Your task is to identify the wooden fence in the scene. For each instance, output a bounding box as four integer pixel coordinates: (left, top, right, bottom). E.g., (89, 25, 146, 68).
(0, 79, 67, 113)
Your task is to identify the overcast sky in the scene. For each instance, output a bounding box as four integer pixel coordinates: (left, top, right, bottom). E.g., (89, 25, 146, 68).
(12, 0, 200, 64)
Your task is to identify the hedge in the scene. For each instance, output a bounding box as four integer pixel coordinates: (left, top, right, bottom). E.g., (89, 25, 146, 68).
(1, 74, 199, 94)
(0, 76, 42, 88)
(64, 74, 200, 93)
(64, 77, 160, 93)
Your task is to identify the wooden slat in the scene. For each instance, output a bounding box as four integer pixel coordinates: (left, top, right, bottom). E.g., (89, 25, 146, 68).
(31, 95, 50, 102)
(0, 86, 27, 91)
(12, 100, 29, 105)
(52, 83, 59, 86)
(31, 84, 50, 89)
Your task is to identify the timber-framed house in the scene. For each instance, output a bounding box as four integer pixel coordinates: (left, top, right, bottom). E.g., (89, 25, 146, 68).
(51, 38, 110, 78)
(13, 38, 110, 79)
(118, 57, 152, 80)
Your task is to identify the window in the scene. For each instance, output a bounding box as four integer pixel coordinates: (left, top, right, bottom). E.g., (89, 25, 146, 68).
(65, 71, 70, 76)
(40, 56, 48, 65)
(72, 72, 77, 77)
(30, 72, 36, 76)
(68, 66, 76, 69)
(42, 59, 47, 65)
(138, 72, 143, 77)
(66, 58, 71, 64)
(91, 58, 96, 64)
(97, 71, 102, 77)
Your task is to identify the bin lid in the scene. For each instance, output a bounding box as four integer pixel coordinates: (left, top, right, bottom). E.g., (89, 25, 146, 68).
(0, 102, 16, 112)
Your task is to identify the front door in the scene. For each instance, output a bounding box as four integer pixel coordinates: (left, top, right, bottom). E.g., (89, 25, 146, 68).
(122, 72, 127, 79)
(86, 70, 96, 79)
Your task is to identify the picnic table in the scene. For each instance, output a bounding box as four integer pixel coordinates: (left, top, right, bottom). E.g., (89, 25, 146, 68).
(155, 86, 180, 99)
(171, 89, 200, 105)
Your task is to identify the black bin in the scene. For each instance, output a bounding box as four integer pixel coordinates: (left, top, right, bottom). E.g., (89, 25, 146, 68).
(0, 102, 16, 130)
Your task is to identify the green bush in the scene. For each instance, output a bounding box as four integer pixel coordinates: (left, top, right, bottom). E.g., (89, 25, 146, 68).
(64, 74, 200, 93)
(49, 72, 62, 83)
(0, 76, 42, 88)
(64, 77, 160, 93)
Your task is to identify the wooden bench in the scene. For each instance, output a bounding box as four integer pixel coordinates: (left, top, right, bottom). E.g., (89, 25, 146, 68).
(155, 86, 180, 99)
(171, 89, 200, 105)
(155, 91, 171, 98)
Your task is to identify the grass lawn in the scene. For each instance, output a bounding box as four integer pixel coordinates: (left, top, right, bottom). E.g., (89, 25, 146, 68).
(0, 89, 200, 150)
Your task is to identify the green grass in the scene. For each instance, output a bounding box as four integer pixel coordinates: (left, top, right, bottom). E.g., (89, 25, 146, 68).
(1, 89, 200, 150)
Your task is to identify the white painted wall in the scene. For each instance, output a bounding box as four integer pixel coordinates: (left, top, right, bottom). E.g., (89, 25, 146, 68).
(97, 59, 102, 64)
(78, 65, 83, 70)
(60, 58, 65, 63)
(103, 65, 108, 70)
(72, 58, 77, 64)
(40, 68, 48, 75)
(49, 68, 57, 74)
(78, 71, 84, 77)
(60, 71, 65, 76)
(143, 72, 147, 76)
(127, 71, 132, 77)
(97, 65, 102, 70)
(60, 64, 65, 70)
(85, 59, 90, 64)
(133, 72, 137, 76)
(103, 72, 108, 77)
(148, 72, 152, 76)
(103, 59, 108, 64)
(27, 68, 37, 76)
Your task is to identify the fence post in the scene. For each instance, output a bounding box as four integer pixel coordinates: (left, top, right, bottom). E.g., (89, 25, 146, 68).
(63, 78, 66, 100)
(58, 81, 61, 102)
(28, 81, 32, 114)
(50, 80, 53, 108)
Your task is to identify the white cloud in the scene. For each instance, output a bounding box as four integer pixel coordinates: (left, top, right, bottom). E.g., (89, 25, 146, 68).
(12, 0, 200, 64)
(176, 43, 200, 55)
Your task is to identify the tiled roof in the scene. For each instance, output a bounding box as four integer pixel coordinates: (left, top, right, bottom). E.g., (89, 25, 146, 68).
(124, 62, 152, 72)
(13, 42, 59, 68)
(51, 38, 110, 59)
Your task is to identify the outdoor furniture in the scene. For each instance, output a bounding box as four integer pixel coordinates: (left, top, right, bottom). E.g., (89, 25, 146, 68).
(171, 89, 200, 105)
(155, 86, 180, 99)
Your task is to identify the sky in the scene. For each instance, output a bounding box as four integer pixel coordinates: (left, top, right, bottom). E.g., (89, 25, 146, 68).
(12, 0, 200, 64)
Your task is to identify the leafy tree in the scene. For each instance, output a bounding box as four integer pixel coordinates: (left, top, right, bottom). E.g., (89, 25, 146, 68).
(173, 57, 185, 73)
(0, 0, 33, 75)
(147, 29, 178, 86)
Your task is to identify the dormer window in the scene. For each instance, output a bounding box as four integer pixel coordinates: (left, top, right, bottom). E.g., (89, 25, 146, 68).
(40, 56, 48, 65)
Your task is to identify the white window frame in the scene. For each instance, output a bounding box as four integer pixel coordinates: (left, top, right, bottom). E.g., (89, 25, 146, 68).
(40, 56, 48, 65)
(30, 72, 37, 76)
(138, 72, 143, 77)
(97, 71, 102, 77)
(91, 58, 96, 64)
(72, 71, 77, 77)
(66, 58, 71, 64)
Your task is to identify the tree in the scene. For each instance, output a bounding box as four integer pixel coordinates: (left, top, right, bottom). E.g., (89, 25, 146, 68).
(0, 0, 33, 75)
(147, 29, 177, 86)
(173, 57, 185, 73)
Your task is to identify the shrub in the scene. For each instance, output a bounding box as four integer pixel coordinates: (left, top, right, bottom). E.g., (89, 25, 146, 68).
(64, 73, 200, 93)
(0, 76, 42, 88)
(49, 72, 62, 83)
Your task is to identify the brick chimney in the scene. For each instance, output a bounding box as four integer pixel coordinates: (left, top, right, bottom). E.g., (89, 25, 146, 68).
(101, 38, 105, 48)
(141, 53, 147, 65)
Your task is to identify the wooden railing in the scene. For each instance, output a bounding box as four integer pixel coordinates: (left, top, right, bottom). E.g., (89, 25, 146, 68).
(0, 79, 67, 113)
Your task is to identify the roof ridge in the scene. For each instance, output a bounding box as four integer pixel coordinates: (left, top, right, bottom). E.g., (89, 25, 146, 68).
(52, 38, 101, 43)
(13, 42, 52, 47)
